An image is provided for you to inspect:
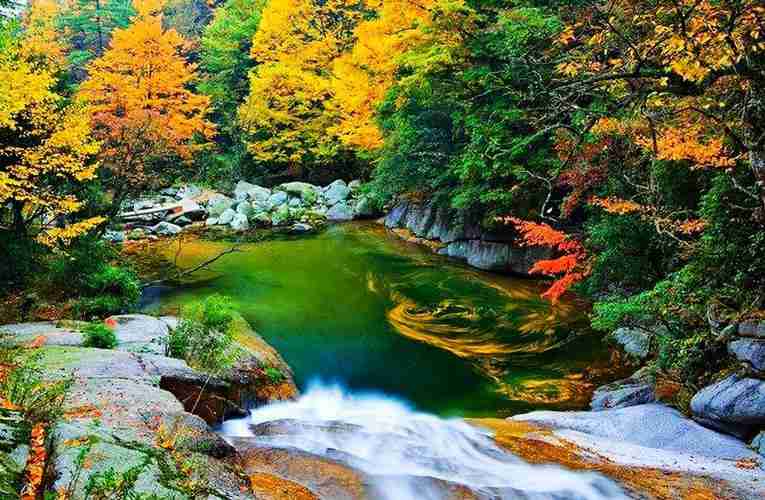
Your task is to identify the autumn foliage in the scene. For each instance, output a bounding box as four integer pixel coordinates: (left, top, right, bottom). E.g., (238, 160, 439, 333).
(79, 0, 213, 198)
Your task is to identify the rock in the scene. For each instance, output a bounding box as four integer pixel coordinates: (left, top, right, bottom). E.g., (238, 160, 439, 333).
(172, 215, 192, 226)
(236, 200, 254, 218)
(109, 314, 170, 355)
(353, 195, 375, 218)
(611, 327, 652, 359)
(272, 205, 292, 226)
(166, 199, 205, 223)
(219, 208, 236, 225)
(245, 185, 272, 205)
(691, 375, 765, 438)
(384, 201, 409, 228)
(290, 223, 313, 234)
(326, 201, 354, 221)
(208, 195, 235, 217)
(269, 190, 288, 207)
(147, 411, 235, 458)
(234, 180, 258, 200)
(510, 403, 764, 497)
(175, 184, 202, 200)
(739, 320, 765, 339)
(160, 187, 178, 197)
(103, 230, 125, 243)
(0, 322, 84, 346)
(233, 443, 371, 500)
(151, 221, 183, 236)
(752, 431, 765, 456)
(439, 240, 546, 274)
(403, 202, 436, 237)
(591, 367, 656, 410)
(288, 196, 303, 208)
(205, 217, 219, 226)
(230, 213, 250, 231)
(128, 228, 146, 240)
(279, 182, 319, 201)
(324, 179, 351, 206)
(348, 179, 361, 191)
(134, 199, 156, 211)
(729, 338, 765, 372)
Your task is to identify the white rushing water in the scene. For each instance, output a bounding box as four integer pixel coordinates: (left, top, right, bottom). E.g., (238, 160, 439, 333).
(221, 383, 627, 500)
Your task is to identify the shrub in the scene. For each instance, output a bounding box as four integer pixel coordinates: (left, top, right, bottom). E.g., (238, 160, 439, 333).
(168, 295, 240, 374)
(82, 322, 118, 349)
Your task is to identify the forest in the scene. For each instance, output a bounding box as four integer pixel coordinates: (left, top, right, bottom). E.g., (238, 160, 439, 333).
(1, 0, 764, 498)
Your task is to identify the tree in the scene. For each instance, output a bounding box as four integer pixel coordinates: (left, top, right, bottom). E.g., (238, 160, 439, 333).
(0, 18, 102, 284)
(57, 0, 135, 68)
(78, 0, 214, 210)
(238, 0, 368, 178)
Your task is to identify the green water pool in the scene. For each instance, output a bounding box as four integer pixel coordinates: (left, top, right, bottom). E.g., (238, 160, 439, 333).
(142, 222, 617, 418)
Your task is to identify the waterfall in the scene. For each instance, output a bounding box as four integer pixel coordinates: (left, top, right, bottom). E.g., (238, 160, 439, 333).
(221, 382, 627, 500)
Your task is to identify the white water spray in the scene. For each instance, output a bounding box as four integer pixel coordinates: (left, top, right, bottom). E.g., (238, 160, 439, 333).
(222, 383, 627, 500)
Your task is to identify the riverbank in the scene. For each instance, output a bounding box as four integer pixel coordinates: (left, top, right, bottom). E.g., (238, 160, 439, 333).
(2, 311, 763, 498)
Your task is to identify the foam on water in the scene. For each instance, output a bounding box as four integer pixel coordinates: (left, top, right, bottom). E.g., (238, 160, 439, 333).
(221, 382, 627, 500)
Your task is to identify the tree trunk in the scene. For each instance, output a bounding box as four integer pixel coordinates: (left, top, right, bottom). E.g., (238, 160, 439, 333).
(750, 148, 765, 212)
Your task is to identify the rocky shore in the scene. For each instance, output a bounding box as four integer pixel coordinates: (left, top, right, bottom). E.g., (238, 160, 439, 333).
(106, 179, 376, 243)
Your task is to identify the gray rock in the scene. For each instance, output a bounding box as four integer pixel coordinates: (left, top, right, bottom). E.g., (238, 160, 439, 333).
(269, 190, 288, 207)
(514, 403, 757, 461)
(290, 223, 313, 234)
(326, 201, 354, 221)
(279, 182, 319, 201)
(175, 184, 202, 200)
(219, 208, 236, 225)
(230, 213, 250, 231)
(752, 431, 765, 456)
(246, 185, 272, 205)
(172, 216, 191, 226)
(110, 314, 170, 355)
(103, 230, 125, 243)
(611, 327, 652, 359)
(591, 367, 656, 410)
(440, 240, 506, 271)
(205, 217, 219, 226)
(354, 195, 376, 218)
(151, 221, 182, 236)
(236, 200, 254, 218)
(160, 187, 178, 197)
(404, 202, 436, 236)
(233, 180, 258, 200)
(384, 201, 409, 228)
(348, 179, 362, 191)
(324, 179, 351, 205)
(729, 338, 765, 372)
(208, 195, 235, 217)
(288, 196, 303, 208)
(691, 375, 765, 438)
(739, 321, 765, 339)
(426, 208, 468, 243)
(271, 205, 292, 226)
(133, 199, 156, 211)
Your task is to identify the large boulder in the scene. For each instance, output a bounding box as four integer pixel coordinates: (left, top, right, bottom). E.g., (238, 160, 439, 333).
(236, 200, 255, 218)
(353, 195, 376, 218)
(279, 182, 319, 202)
(384, 201, 409, 228)
(591, 367, 656, 410)
(729, 338, 765, 372)
(326, 201, 354, 221)
(324, 180, 351, 206)
(610, 327, 652, 359)
(151, 221, 182, 236)
(269, 190, 289, 207)
(738, 320, 765, 339)
(219, 208, 236, 225)
(691, 375, 765, 438)
(208, 195, 236, 217)
(230, 213, 250, 231)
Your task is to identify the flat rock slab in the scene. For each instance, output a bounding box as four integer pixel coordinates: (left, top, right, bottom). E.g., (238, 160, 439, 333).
(0, 321, 83, 345)
(512, 403, 764, 498)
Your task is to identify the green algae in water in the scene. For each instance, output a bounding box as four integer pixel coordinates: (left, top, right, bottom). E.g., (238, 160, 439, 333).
(142, 222, 616, 418)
